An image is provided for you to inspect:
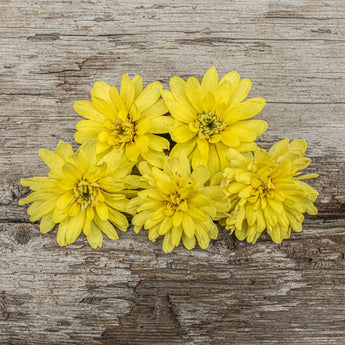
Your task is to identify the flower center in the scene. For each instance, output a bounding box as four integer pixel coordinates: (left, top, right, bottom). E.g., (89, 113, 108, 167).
(194, 112, 225, 139)
(164, 181, 192, 214)
(251, 176, 274, 197)
(73, 179, 100, 210)
(110, 119, 135, 148)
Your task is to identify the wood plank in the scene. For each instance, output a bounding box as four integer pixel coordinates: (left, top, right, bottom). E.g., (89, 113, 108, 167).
(0, 0, 345, 344)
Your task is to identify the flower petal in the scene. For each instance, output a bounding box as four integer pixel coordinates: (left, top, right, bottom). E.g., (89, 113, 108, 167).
(186, 77, 204, 113)
(223, 97, 266, 124)
(66, 211, 85, 245)
(74, 100, 107, 122)
(201, 66, 218, 95)
(228, 78, 252, 108)
(87, 222, 103, 249)
(150, 116, 175, 134)
(135, 81, 162, 113)
(120, 74, 135, 110)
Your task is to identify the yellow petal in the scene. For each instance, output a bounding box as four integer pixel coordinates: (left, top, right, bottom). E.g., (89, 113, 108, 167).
(135, 81, 162, 112)
(96, 201, 108, 221)
(162, 94, 195, 123)
(220, 134, 240, 148)
(95, 216, 119, 240)
(201, 66, 218, 95)
(286, 212, 303, 232)
(216, 80, 234, 104)
(132, 210, 151, 227)
(195, 224, 210, 249)
(171, 125, 196, 143)
(182, 214, 195, 239)
(40, 214, 55, 234)
(245, 203, 257, 226)
(52, 208, 68, 223)
(74, 131, 95, 144)
(170, 138, 196, 158)
(192, 145, 208, 168)
(66, 211, 85, 244)
(236, 142, 257, 152)
(159, 216, 173, 235)
(109, 86, 127, 114)
(125, 142, 141, 161)
(235, 172, 253, 184)
(236, 119, 268, 136)
(56, 191, 75, 210)
(92, 96, 117, 119)
(162, 231, 175, 253)
(225, 125, 257, 143)
(169, 77, 195, 114)
(69, 202, 80, 217)
(129, 102, 141, 122)
(269, 138, 290, 158)
(141, 98, 168, 119)
(196, 137, 209, 156)
(76, 119, 105, 135)
(182, 233, 196, 250)
(148, 225, 160, 241)
(74, 100, 106, 122)
(225, 148, 251, 167)
(55, 141, 74, 161)
(192, 165, 209, 185)
(141, 149, 165, 168)
(57, 218, 68, 246)
(120, 74, 135, 110)
(225, 98, 266, 124)
(228, 78, 252, 108)
(219, 71, 240, 90)
(134, 134, 150, 153)
(29, 198, 57, 222)
(146, 133, 170, 151)
(108, 208, 129, 231)
(91, 81, 113, 105)
(208, 222, 218, 239)
(171, 226, 182, 247)
(267, 198, 284, 214)
(132, 75, 143, 99)
(186, 77, 204, 113)
(150, 116, 174, 134)
(87, 222, 103, 248)
(216, 142, 231, 170)
(208, 144, 220, 176)
(289, 139, 307, 155)
(62, 162, 82, 180)
(173, 211, 183, 227)
(20, 176, 48, 191)
(136, 118, 152, 135)
(39, 149, 64, 171)
(83, 217, 91, 236)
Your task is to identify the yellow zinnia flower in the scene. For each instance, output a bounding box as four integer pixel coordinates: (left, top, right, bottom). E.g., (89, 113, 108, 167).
(162, 66, 267, 176)
(220, 138, 319, 243)
(19, 139, 138, 248)
(74, 75, 174, 167)
(129, 155, 230, 253)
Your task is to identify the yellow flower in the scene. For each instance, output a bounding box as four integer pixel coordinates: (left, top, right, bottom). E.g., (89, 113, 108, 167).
(162, 66, 267, 176)
(74, 75, 174, 168)
(19, 139, 138, 248)
(129, 155, 230, 253)
(220, 138, 319, 243)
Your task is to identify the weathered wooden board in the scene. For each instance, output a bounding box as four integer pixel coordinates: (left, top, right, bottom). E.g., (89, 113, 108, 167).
(1, 0, 345, 344)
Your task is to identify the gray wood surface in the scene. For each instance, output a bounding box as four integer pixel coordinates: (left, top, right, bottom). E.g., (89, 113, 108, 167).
(1, 0, 345, 344)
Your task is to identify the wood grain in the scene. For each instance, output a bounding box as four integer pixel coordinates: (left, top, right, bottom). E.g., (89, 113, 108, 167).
(1, 0, 344, 344)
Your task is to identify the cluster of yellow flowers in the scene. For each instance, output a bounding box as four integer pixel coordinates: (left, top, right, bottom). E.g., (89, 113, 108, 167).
(20, 67, 318, 252)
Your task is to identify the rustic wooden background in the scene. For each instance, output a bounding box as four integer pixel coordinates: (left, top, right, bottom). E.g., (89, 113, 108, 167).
(1, 0, 345, 344)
